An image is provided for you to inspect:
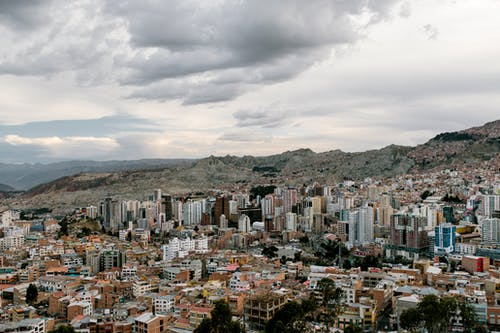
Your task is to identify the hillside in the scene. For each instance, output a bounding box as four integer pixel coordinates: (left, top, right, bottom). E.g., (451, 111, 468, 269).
(408, 120, 500, 168)
(0, 158, 197, 190)
(1, 120, 499, 213)
(0, 183, 15, 192)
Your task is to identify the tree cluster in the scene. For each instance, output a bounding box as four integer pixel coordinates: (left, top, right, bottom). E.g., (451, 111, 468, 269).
(262, 245, 279, 259)
(266, 278, 345, 333)
(25, 283, 38, 305)
(399, 294, 485, 333)
(194, 300, 244, 333)
(249, 185, 277, 200)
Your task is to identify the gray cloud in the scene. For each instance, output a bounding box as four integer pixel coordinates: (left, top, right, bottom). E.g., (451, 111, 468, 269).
(0, 0, 54, 30)
(423, 24, 438, 40)
(112, 0, 401, 103)
(0, 115, 157, 138)
(218, 132, 273, 143)
(233, 108, 293, 128)
(0, 0, 403, 105)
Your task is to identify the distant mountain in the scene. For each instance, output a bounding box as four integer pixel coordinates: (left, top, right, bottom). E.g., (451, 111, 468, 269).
(0, 183, 15, 192)
(0, 159, 197, 190)
(2, 120, 499, 213)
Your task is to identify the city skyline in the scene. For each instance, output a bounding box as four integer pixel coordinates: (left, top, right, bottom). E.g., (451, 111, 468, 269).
(1, 0, 500, 162)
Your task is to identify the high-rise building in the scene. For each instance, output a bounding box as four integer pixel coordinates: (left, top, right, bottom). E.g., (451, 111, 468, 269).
(261, 195, 275, 218)
(442, 206, 455, 223)
(86, 206, 97, 219)
(238, 214, 251, 233)
(311, 196, 323, 214)
(283, 188, 298, 214)
(219, 214, 228, 229)
(480, 195, 500, 217)
(347, 206, 374, 247)
(153, 189, 162, 202)
(161, 194, 173, 220)
(434, 223, 457, 254)
(182, 200, 202, 226)
(377, 205, 393, 226)
(215, 195, 230, 224)
(285, 212, 297, 232)
(481, 218, 500, 244)
(388, 214, 428, 259)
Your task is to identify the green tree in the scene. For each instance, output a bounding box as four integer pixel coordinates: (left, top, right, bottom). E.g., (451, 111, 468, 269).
(344, 324, 363, 333)
(265, 301, 304, 333)
(316, 278, 345, 332)
(26, 283, 38, 305)
(262, 246, 279, 259)
(399, 307, 422, 332)
(400, 295, 478, 333)
(48, 326, 76, 333)
(266, 298, 317, 333)
(459, 300, 479, 333)
(194, 300, 244, 333)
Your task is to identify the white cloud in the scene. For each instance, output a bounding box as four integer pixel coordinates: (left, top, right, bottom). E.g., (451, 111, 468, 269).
(3, 135, 119, 159)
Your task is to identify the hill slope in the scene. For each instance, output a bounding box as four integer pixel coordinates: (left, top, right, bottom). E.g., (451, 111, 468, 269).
(0, 158, 197, 190)
(2, 120, 499, 213)
(0, 183, 15, 192)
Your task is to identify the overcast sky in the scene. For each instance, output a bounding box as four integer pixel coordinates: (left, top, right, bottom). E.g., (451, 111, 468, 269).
(0, 0, 499, 163)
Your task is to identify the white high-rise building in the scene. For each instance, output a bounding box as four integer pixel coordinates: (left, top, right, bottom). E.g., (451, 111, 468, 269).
(162, 236, 209, 261)
(219, 214, 228, 229)
(348, 206, 374, 247)
(285, 212, 297, 232)
(229, 200, 239, 215)
(481, 195, 500, 217)
(235, 193, 249, 209)
(482, 218, 500, 244)
(173, 201, 183, 221)
(182, 200, 202, 226)
(238, 214, 251, 233)
(358, 206, 374, 244)
(261, 195, 274, 217)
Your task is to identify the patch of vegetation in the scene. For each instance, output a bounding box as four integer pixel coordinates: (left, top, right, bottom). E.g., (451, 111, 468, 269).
(442, 193, 465, 204)
(252, 166, 279, 172)
(420, 190, 433, 200)
(194, 300, 244, 333)
(432, 131, 477, 142)
(250, 185, 276, 200)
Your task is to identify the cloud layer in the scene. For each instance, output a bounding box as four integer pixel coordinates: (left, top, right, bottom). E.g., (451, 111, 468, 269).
(0, 0, 500, 162)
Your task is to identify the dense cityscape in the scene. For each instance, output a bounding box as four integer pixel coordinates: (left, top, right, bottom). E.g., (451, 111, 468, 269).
(2, 1, 500, 332)
(1, 160, 500, 332)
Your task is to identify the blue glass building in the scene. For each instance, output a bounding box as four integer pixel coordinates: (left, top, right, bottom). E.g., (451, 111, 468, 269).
(434, 223, 456, 255)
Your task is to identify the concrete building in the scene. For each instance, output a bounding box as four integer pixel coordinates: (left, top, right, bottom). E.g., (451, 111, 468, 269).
(134, 312, 168, 333)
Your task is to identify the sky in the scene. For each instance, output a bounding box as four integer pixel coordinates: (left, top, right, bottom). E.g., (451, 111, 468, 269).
(0, 0, 499, 163)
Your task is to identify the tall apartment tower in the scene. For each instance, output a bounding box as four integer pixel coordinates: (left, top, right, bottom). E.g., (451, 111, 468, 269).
(388, 214, 428, 258)
(161, 194, 173, 220)
(283, 188, 298, 214)
(215, 195, 230, 224)
(482, 218, 500, 244)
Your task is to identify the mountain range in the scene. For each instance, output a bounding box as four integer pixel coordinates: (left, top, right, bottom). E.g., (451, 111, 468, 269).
(1, 120, 499, 213)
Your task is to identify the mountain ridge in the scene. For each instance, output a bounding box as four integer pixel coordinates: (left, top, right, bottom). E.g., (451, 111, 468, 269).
(1, 120, 499, 213)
